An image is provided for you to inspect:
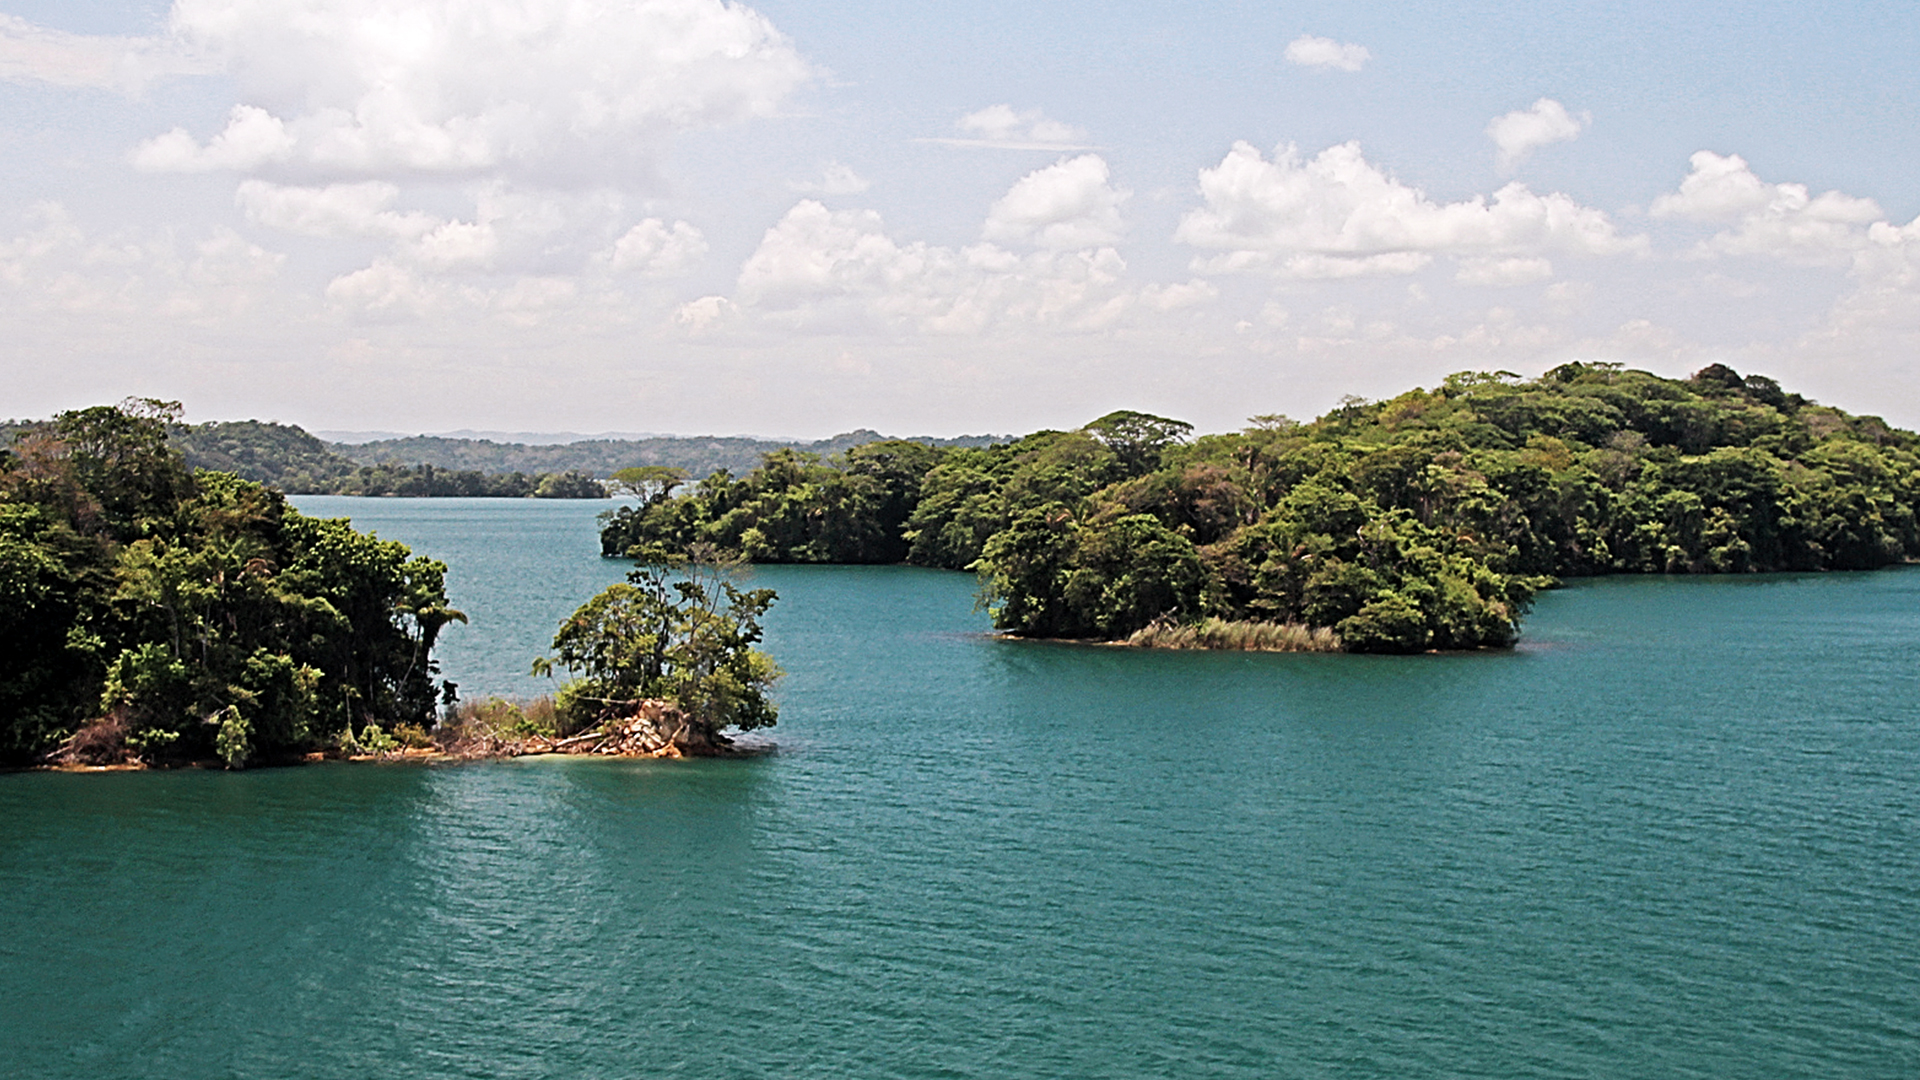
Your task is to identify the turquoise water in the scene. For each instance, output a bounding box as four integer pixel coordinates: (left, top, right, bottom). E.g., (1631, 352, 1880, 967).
(3, 497, 1918, 1078)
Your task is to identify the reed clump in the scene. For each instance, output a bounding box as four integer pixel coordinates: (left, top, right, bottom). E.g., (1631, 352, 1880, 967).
(1125, 617, 1341, 653)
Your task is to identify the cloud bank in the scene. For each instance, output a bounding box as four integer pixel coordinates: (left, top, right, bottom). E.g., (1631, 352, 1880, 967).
(1174, 141, 1643, 279)
(135, 0, 812, 181)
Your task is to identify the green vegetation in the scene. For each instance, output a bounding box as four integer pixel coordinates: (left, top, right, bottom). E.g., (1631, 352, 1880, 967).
(312, 463, 606, 498)
(0, 400, 460, 766)
(173, 420, 609, 497)
(1125, 618, 1341, 653)
(534, 554, 781, 745)
(337, 429, 1006, 480)
(164, 418, 1010, 498)
(600, 365, 1920, 653)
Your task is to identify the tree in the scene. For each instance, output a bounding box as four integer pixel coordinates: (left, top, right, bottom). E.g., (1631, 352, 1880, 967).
(536, 553, 780, 741)
(1083, 410, 1193, 477)
(610, 465, 690, 506)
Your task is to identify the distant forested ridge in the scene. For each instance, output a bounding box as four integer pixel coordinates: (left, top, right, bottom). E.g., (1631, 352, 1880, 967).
(160, 419, 1005, 497)
(330, 430, 1008, 479)
(600, 364, 1920, 653)
(170, 421, 607, 497)
(0, 401, 459, 766)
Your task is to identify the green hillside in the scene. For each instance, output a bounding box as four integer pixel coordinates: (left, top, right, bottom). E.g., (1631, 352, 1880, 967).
(600, 364, 1920, 653)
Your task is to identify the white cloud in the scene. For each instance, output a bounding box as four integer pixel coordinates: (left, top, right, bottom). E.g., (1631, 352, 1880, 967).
(133, 0, 811, 181)
(675, 294, 734, 333)
(235, 179, 433, 238)
(1282, 252, 1433, 279)
(1175, 141, 1643, 277)
(1487, 98, 1587, 173)
(919, 105, 1094, 150)
(188, 228, 285, 286)
(236, 178, 497, 268)
(735, 201, 931, 308)
(983, 155, 1128, 249)
(325, 259, 438, 317)
(133, 104, 294, 172)
(607, 219, 708, 276)
(789, 162, 871, 196)
(406, 220, 499, 270)
(0, 202, 290, 325)
(1652, 151, 1884, 264)
(731, 199, 1135, 333)
(1141, 279, 1218, 311)
(1454, 256, 1555, 286)
(1283, 35, 1370, 72)
(0, 14, 216, 93)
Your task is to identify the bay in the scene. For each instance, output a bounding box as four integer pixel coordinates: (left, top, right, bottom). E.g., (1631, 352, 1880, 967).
(1, 496, 1916, 1078)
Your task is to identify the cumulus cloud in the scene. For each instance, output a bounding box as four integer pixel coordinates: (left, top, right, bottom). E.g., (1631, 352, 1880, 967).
(235, 179, 433, 238)
(1652, 151, 1885, 264)
(675, 294, 734, 332)
(1140, 279, 1218, 311)
(325, 259, 439, 317)
(607, 219, 708, 276)
(1174, 141, 1643, 278)
(1283, 35, 1370, 72)
(919, 105, 1094, 150)
(1487, 98, 1587, 173)
(235, 178, 502, 268)
(735, 201, 930, 308)
(1454, 256, 1555, 286)
(0, 14, 216, 93)
(730, 199, 1134, 333)
(133, 104, 295, 172)
(983, 155, 1128, 249)
(408, 220, 499, 270)
(0, 202, 288, 325)
(789, 162, 871, 195)
(133, 0, 811, 181)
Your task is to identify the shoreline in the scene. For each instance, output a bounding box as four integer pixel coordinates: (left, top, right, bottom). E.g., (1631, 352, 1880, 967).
(26, 740, 769, 774)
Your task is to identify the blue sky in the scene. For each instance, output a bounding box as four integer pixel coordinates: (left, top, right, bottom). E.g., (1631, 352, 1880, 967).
(2, 1, 1917, 436)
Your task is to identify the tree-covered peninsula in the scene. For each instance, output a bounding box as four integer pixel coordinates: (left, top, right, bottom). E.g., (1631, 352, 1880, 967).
(0, 401, 460, 767)
(600, 364, 1920, 653)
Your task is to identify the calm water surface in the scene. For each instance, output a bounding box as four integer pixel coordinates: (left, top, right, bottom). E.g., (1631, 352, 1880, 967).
(2, 497, 1916, 1078)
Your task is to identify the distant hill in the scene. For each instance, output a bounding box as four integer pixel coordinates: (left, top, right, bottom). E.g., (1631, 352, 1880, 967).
(332, 430, 1009, 478)
(9, 412, 1009, 496)
(173, 419, 353, 488)
(314, 428, 675, 445)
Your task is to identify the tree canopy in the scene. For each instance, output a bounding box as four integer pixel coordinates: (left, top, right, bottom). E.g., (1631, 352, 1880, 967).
(600, 365, 1920, 652)
(1, 400, 460, 766)
(536, 555, 780, 741)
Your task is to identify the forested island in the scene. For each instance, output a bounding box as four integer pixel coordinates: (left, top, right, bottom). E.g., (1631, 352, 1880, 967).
(0, 401, 782, 768)
(601, 364, 1920, 653)
(8, 364, 1915, 766)
(0, 401, 460, 767)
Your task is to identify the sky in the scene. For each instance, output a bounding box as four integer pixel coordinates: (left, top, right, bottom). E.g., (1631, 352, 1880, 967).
(1, 1, 1917, 437)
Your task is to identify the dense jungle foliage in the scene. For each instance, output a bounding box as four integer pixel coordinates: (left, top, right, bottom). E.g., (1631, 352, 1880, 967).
(600, 364, 1920, 652)
(0, 401, 461, 766)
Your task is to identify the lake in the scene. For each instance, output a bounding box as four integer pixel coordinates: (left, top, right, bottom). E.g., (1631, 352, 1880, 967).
(2, 496, 1916, 1078)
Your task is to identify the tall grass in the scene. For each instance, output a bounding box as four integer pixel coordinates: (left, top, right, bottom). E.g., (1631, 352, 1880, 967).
(1124, 617, 1341, 653)
(435, 695, 572, 755)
